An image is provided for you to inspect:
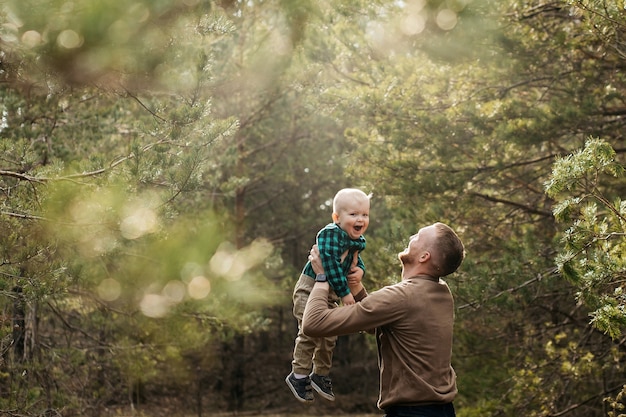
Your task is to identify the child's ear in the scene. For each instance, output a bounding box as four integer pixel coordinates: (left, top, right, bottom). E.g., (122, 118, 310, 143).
(332, 212, 339, 223)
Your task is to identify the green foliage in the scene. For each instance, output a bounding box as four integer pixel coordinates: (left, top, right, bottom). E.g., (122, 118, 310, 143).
(3, 0, 213, 85)
(2, 0, 626, 415)
(546, 138, 626, 339)
(0, 1, 293, 413)
(606, 384, 626, 417)
(319, 0, 626, 415)
(546, 138, 624, 201)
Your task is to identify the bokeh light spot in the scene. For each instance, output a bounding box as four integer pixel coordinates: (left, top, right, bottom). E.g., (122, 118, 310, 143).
(436, 9, 458, 31)
(163, 280, 186, 303)
(400, 14, 426, 35)
(120, 206, 158, 239)
(97, 278, 121, 302)
(22, 30, 42, 48)
(140, 294, 170, 318)
(188, 276, 211, 299)
(209, 244, 235, 276)
(57, 30, 82, 49)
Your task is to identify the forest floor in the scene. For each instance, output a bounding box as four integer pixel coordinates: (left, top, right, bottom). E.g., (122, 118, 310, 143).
(106, 411, 380, 417)
(103, 404, 381, 417)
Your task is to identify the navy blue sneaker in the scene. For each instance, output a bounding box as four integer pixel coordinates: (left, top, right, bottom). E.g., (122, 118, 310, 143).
(285, 372, 314, 403)
(310, 373, 335, 401)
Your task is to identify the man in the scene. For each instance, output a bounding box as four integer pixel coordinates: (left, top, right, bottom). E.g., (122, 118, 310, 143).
(303, 222, 465, 417)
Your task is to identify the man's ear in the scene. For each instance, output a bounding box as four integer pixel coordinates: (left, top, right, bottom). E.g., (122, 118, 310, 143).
(332, 212, 339, 223)
(419, 251, 431, 263)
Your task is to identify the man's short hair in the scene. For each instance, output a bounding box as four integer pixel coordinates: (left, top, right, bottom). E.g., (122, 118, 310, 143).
(433, 222, 465, 276)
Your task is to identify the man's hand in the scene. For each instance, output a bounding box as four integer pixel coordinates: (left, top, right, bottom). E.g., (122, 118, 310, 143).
(346, 251, 364, 286)
(347, 251, 365, 297)
(310, 245, 364, 297)
(309, 244, 324, 275)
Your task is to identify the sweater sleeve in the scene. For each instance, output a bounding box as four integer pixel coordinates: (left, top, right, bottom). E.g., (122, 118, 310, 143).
(303, 283, 406, 337)
(353, 286, 368, 302)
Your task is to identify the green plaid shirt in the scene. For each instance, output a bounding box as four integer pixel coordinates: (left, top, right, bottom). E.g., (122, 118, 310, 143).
(302, 223, 366, 297)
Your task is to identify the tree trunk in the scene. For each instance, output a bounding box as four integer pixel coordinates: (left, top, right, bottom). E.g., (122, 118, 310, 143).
(11, 286, 25, 363)
(223, 334, 245, 411)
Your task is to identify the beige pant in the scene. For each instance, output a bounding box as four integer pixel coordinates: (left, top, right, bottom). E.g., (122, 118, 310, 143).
(290, 274, 340, 376)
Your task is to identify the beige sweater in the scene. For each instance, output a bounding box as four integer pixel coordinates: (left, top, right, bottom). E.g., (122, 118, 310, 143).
(302, 276, 457, 409)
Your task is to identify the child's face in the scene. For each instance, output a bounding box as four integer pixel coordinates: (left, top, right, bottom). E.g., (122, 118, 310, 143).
(333, 197, 370, 240)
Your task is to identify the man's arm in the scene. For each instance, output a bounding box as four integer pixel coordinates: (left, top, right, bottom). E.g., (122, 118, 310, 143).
(304, 278, 404, 337)
(303, 245, 379, 337)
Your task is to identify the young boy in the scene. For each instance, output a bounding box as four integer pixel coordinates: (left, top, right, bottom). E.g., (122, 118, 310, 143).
(285, 188, 370, 403)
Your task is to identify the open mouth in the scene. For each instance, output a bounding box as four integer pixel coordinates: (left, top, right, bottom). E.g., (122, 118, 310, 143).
(354, 225, 363, 232)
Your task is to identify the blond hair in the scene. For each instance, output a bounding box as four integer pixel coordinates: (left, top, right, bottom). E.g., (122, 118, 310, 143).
(332, 188, 371, 214)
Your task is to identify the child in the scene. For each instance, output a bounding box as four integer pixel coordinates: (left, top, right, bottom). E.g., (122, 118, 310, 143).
(285, 188, 370, 403)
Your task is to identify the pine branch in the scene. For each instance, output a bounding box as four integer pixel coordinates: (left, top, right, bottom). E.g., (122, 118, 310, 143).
(469, 192, 553, 217)
(548, 383, 625, 416)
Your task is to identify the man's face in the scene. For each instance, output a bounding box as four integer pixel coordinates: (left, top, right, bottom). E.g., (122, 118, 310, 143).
(398, 225, 437, 265)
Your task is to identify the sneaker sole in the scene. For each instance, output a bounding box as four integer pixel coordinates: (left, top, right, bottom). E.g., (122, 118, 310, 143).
(310, 379, 335, 402)
(285, 375, 314, 403)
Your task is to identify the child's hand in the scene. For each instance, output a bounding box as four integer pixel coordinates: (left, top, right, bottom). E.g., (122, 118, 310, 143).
(342, 293, 355, 306)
